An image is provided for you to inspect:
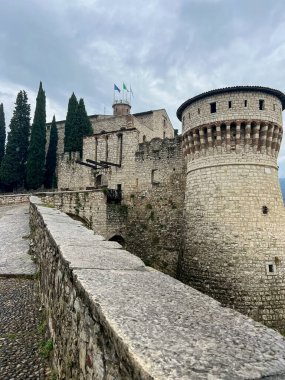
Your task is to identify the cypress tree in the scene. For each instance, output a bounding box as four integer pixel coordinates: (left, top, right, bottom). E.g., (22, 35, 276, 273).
(26, 82, 46, 189)
(73, 98, 93, 156)
(64, 93, 78, 152)
(0, 103, 6, 165)
(0, 91, 30, 191)
(44, 116, 58, 189)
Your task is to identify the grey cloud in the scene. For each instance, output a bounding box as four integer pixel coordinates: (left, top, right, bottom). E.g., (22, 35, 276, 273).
(1, 0, 285, 173)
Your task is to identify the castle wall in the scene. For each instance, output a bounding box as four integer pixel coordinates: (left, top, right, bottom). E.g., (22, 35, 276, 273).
(49, 136, 186, 277)
(46, 108, 174, 157)
(123, 137, 185, 276)
(30, 195, 285, 380)
(135, 109, 174, 140)
(57, 152, 93, 191)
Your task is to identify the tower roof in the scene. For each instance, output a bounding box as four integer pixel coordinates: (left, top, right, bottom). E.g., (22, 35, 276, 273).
(177, 86, 285, 121)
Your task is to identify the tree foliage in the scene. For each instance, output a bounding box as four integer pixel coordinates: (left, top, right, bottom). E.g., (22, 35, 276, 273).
(74, 98, 93, 156)
(0, 91, 30, 190)
(44, 115, 58, 189)
(0, 103, 6, 165)
(64, 92, 78, 152)
(26, 82, 46, 189)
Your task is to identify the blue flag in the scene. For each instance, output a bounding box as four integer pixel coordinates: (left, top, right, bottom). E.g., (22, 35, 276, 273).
(114, 84, 121, 92)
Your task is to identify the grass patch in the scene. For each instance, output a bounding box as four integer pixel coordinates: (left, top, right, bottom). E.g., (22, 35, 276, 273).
(40, 339, 53, 359)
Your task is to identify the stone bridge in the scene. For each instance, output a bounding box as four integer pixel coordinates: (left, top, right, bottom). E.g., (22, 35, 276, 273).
(1, 197, 285, 379)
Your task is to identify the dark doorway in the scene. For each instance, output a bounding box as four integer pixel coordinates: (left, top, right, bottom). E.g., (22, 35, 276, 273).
(109, 235, 125, 248)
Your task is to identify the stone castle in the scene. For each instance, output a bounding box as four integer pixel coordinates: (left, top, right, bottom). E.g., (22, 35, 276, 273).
(46, 86, 285, 332)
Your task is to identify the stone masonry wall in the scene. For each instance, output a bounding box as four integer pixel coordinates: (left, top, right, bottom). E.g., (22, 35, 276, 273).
(29, 195, 285, 380)
(182, 91, 283, 130)
(122, 137, 185, 277)
(180, 88, 285, 331)
(39, 190, 110, 237)
(0, 194, 30, 205)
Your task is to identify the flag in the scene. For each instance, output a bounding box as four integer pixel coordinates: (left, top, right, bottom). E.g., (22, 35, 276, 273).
(123, 83, 129, 91)
(114, 84, 121, 92)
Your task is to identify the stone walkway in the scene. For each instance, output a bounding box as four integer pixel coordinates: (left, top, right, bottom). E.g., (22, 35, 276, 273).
(0, 204, 50, 380)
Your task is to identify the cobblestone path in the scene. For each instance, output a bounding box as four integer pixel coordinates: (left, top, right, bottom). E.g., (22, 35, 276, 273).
(0, 204, 50, 380)
(0, 278, 50, 379)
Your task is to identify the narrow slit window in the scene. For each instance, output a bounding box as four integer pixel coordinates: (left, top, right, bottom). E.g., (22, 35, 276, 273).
(198, 108, 200, 115)
(262, 206, 268, 215)
(228, 101, 232, 109)
(259, 99, 265, 110)
(244, 100, 247, 107)
(210, 102, 216, 113)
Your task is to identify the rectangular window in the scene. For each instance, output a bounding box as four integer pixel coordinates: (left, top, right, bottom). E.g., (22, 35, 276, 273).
(273, 104, 276, 111)
(188, 113, 190, 119)
(198, 108, 200, 115)
(210, 102, 216, 113)
(266, 261, 277, 275)
(228, 101, 232, 109)
(244, 100, 247, 107)
(259, 99, 265, 110)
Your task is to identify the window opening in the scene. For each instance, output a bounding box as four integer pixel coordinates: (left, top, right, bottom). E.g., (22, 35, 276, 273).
(210, 102, 216, 113)
(228, 101, 232, 109)
(262, 206, 268, 215)
(259, 99, 265, 110)
(266, 262, 276, 275)
(198, 108, 200, 115)
(244, 100, 247, 107)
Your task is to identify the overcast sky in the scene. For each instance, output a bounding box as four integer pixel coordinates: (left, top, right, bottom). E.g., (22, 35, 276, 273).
(1, 0, 285, 174)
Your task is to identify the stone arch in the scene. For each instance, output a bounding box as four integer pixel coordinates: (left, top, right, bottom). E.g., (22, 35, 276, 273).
(108, 234, 125, 248)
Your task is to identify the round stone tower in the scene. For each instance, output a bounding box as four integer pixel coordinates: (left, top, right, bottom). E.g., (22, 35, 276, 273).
(177, 86, 285, 330)
(112, 99, 131, 116)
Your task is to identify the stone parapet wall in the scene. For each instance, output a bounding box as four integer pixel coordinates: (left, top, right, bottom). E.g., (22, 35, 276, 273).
(0, 193, 30, 205)
(39, 190, 109, 237)
(29, 195, 285, 379)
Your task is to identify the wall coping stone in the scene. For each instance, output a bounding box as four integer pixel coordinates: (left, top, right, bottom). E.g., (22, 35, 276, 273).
(30, 195, 285, 379)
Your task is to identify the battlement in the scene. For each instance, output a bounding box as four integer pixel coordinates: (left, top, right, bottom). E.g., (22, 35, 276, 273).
(135, 136, 182, 161)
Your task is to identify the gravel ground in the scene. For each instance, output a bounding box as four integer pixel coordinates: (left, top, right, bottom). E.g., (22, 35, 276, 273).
(0, 278, 51, 380)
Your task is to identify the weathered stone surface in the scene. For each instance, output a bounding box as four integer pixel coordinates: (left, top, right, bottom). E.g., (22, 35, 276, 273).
(0, 204, 35, 275)
(30, 196, 285, 379)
